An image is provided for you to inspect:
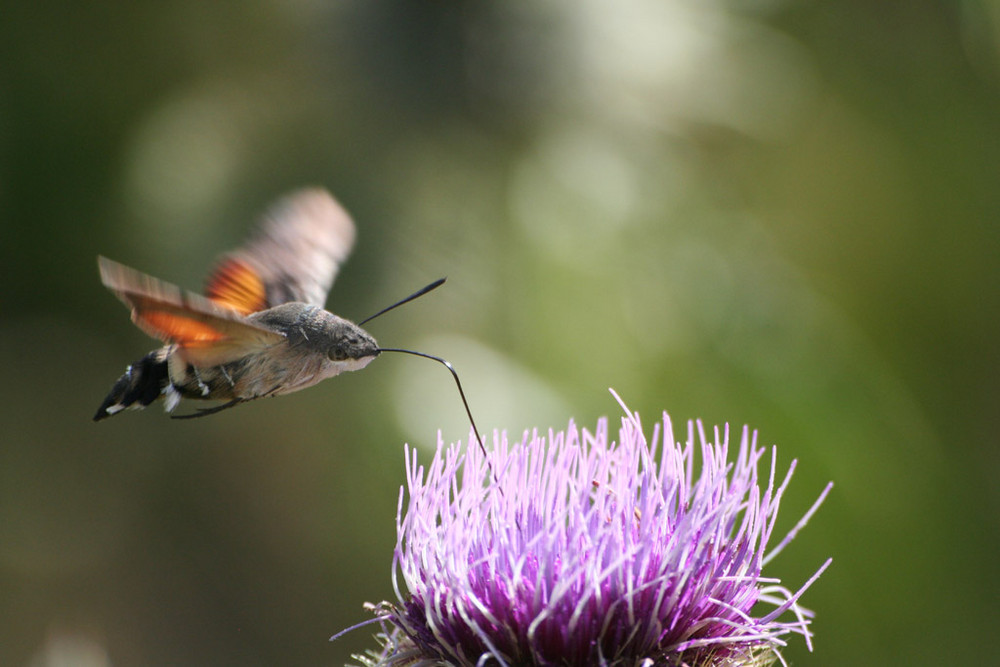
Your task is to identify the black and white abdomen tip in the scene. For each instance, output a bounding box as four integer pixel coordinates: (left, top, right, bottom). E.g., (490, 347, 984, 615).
(93, 348, 173, 421)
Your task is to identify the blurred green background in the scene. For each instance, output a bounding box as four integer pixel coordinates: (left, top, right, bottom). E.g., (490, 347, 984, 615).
(2, 1, 998, 665)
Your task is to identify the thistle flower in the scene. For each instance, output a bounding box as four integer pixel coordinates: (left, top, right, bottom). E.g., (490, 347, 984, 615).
(349, 397, 832, 667)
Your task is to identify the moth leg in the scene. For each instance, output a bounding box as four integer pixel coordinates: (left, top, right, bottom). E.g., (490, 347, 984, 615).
(191, 366, 211, 396)
(171, 398, 246, 420)
(218, 364, 235, 388)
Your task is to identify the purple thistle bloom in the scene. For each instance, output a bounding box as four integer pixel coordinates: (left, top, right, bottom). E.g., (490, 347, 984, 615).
(352, 397, 832, 667)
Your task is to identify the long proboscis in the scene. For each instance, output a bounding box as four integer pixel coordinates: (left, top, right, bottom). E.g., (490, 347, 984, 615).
(378, 347, 493, 473)
(358, 278, 446, 326)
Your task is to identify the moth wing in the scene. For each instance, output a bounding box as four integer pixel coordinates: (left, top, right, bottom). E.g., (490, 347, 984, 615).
(204, 188, 356, 312)
(98, 256, 285, 367)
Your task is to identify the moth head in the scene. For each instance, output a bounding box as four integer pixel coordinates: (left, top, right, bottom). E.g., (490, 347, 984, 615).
(327, 321, 380, 363)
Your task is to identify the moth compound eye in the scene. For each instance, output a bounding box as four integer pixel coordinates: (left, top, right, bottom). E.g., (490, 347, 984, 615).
(330, 348, 349, 361)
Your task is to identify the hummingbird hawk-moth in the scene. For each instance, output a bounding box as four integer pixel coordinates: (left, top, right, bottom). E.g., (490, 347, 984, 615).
(94, 188, 476, 428)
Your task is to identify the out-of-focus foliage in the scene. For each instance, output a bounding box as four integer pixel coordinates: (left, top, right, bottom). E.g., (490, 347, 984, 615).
(1, 1, 997, 665)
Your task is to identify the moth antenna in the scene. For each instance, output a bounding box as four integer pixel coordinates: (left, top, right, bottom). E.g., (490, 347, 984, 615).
(359, 278, 446, 326)
(378, 347, 498, 485)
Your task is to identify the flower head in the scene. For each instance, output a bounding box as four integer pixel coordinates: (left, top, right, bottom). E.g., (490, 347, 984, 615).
(355, 398, 831, 667)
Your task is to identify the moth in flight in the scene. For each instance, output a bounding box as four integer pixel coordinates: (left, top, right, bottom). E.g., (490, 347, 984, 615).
(95, 188, 446, 421)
